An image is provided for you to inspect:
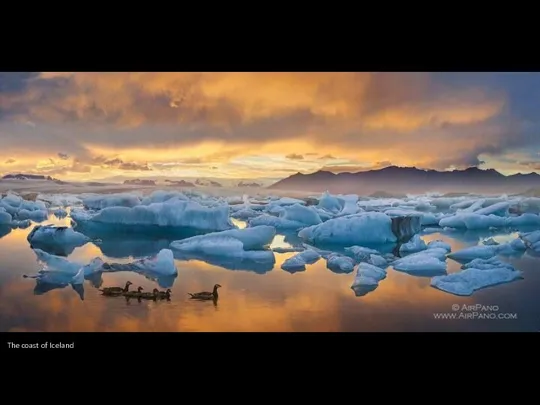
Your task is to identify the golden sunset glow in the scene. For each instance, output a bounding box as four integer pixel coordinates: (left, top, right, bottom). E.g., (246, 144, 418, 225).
(1, 72, 539, 182)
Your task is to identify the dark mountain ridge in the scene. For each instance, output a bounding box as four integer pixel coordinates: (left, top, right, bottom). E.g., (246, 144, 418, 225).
(268, 166, 540, 195)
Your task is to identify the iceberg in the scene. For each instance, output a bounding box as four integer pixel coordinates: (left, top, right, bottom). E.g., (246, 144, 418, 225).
(431, 267, 523, 296)
(72, 199, 234, 232)
(317, 191, 344, 214)
(426, 240, 452, 252)
(281, 249, 321, 272)
(367, 254, 388, 268)
(392, 251, 447, 275)
(272, 246, 305, 253)
(447, 243, 516, 262)
(439, 214, 507, 230)
(0, 208, 12, 225)
(351, 262, 387, 287)
(482, 237, 499, 246)
(27, 225, 90, 256)
(344, 246, 381, 262)
(249, 204, 322, 230)
(33, 248, 104, 276)
(461, 257, 514, 271)
(399, 234, 427, 253)
(82, 193, 141, 210)
(520, 230, 540, 247)
(53, 208, 68, 218)
(140, 190, 189, 205)
(298, 212, 397, 246)
(170, 225, 275, 252)
(506, 213, 540, 227)
(326, 253, 355, 273)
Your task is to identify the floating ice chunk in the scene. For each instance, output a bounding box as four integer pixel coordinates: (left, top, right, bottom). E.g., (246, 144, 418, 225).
(351, 262, 387, 287)
(367, 254, 388, 268)
(272, 246, 305, 253)
(37, 193, 82, 207)
(439, 214, 507, 230)
(482, 238, 499, 246)
(392, 251, 447, 273)
(27, 225, 90, 251)
(74, 200, 234, 232)
(301, 243, 334, 258)
(448, 243, 515, 262)
(53, 209, 68, 218)
(298, 212, 397, 246)
(507, 214, 540, 227)
(431, 267, 523, 296)
(532, 241, 540, 251)
(509, 237, 527, 251)
(326, 253, 355, 273)
(317, 191, 344, 214)
(390, 215, 422, 241)
(281, 204, 322, 226)
(83, 193, 141, 210)
(171, 225, 275, 251)
(268, 197, 306, 206)
(11, 219, 31, 229)
(338, 194, 360, 216)
(281, 249, 321, 272)
(427, 240, 452, 252)
(0, 208, 12, 225)
(231, 207, 261, 220)
(473, 201, 513, 216)
(129, 249, 177, 276)
(399, 234, 427, 253)
(422, 227, 443, 235)
(461, 257, 514, 271)
(520, 230, 540, 246)
(16, 209, 48, 222)
(140, 191, 189, 205)
(344, 246, 381, 262)
(33, 248, 103, 276)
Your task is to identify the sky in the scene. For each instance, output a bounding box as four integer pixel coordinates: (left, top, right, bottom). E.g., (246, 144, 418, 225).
(1, 72, 540, 181)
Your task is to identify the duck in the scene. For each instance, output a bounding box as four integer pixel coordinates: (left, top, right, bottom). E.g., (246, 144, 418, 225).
(99, 281, 132, 296)
(139, 289, 158, 300)
(123, 286, 144, 298)
(156, 288, 172, 300)
(188, 284, 221, 300)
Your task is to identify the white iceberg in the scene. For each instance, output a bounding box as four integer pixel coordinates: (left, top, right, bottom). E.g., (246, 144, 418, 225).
(507, 214, 540, 227)
(249, 204, 322, 230)
(170, 225, 275, 251)
(317, 191, 344, 214)
(27, 225, 90, 250)
(72, 199, 234, 232)
(461, 257, 514, 271)
(427, 240, 452, 252)
(367, 254, 388, 268)
(82, 193, 141, 210)
(326, 253, 355, 273)
(399, 234, 427, 253)
(298, 212, 397, 246)
(53, 208, 68, 218)
(482, 238, 499, 246)
(448, 243, 516, 262)
(431, 267, 523, 296)
(344, 246, 381, 262)
(351, 262, 387, 287)
(33, 248, 104, 277)
(392, 251, 447, 274)
(0, 208, 12, 225)
(281, 249, 321, 272)
(140, 190, 189, 205)
(439, 214, 507, 230)
(127, 249, 177, 276)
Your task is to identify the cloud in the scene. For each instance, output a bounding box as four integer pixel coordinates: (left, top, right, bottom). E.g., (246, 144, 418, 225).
(319, 154, 337, 160)
(1, 72, 539, 177)
(286, 153, 304, 160)
(4, 158, 16, 164)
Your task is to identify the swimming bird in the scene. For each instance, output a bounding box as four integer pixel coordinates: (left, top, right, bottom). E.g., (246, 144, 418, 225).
(99, 281, 132, 296)
(188, 284, 221, 300)
(123, 286, 144, 298)
(156, 288, 172, 300)
(139, 289, 159, 300)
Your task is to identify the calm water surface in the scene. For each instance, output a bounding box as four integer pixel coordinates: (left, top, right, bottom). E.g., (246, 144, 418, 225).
(0, 211, 539, 332)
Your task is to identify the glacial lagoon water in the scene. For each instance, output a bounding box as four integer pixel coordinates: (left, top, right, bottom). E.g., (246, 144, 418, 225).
(1, 211, 539, 332)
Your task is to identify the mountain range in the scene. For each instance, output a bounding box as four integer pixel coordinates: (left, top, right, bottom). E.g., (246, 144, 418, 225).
(268, 166, 540, 195)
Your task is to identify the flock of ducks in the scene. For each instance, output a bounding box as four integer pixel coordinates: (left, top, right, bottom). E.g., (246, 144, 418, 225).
(99, 280, 222, 303)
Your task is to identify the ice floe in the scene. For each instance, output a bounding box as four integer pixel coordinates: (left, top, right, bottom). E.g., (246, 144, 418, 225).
(27, 225, 90, 255)
(326, 253, 355, 273)
(281, 249, 321, 272)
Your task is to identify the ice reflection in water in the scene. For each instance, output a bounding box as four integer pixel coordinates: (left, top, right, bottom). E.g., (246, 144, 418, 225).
(0, 211, 539, 332)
